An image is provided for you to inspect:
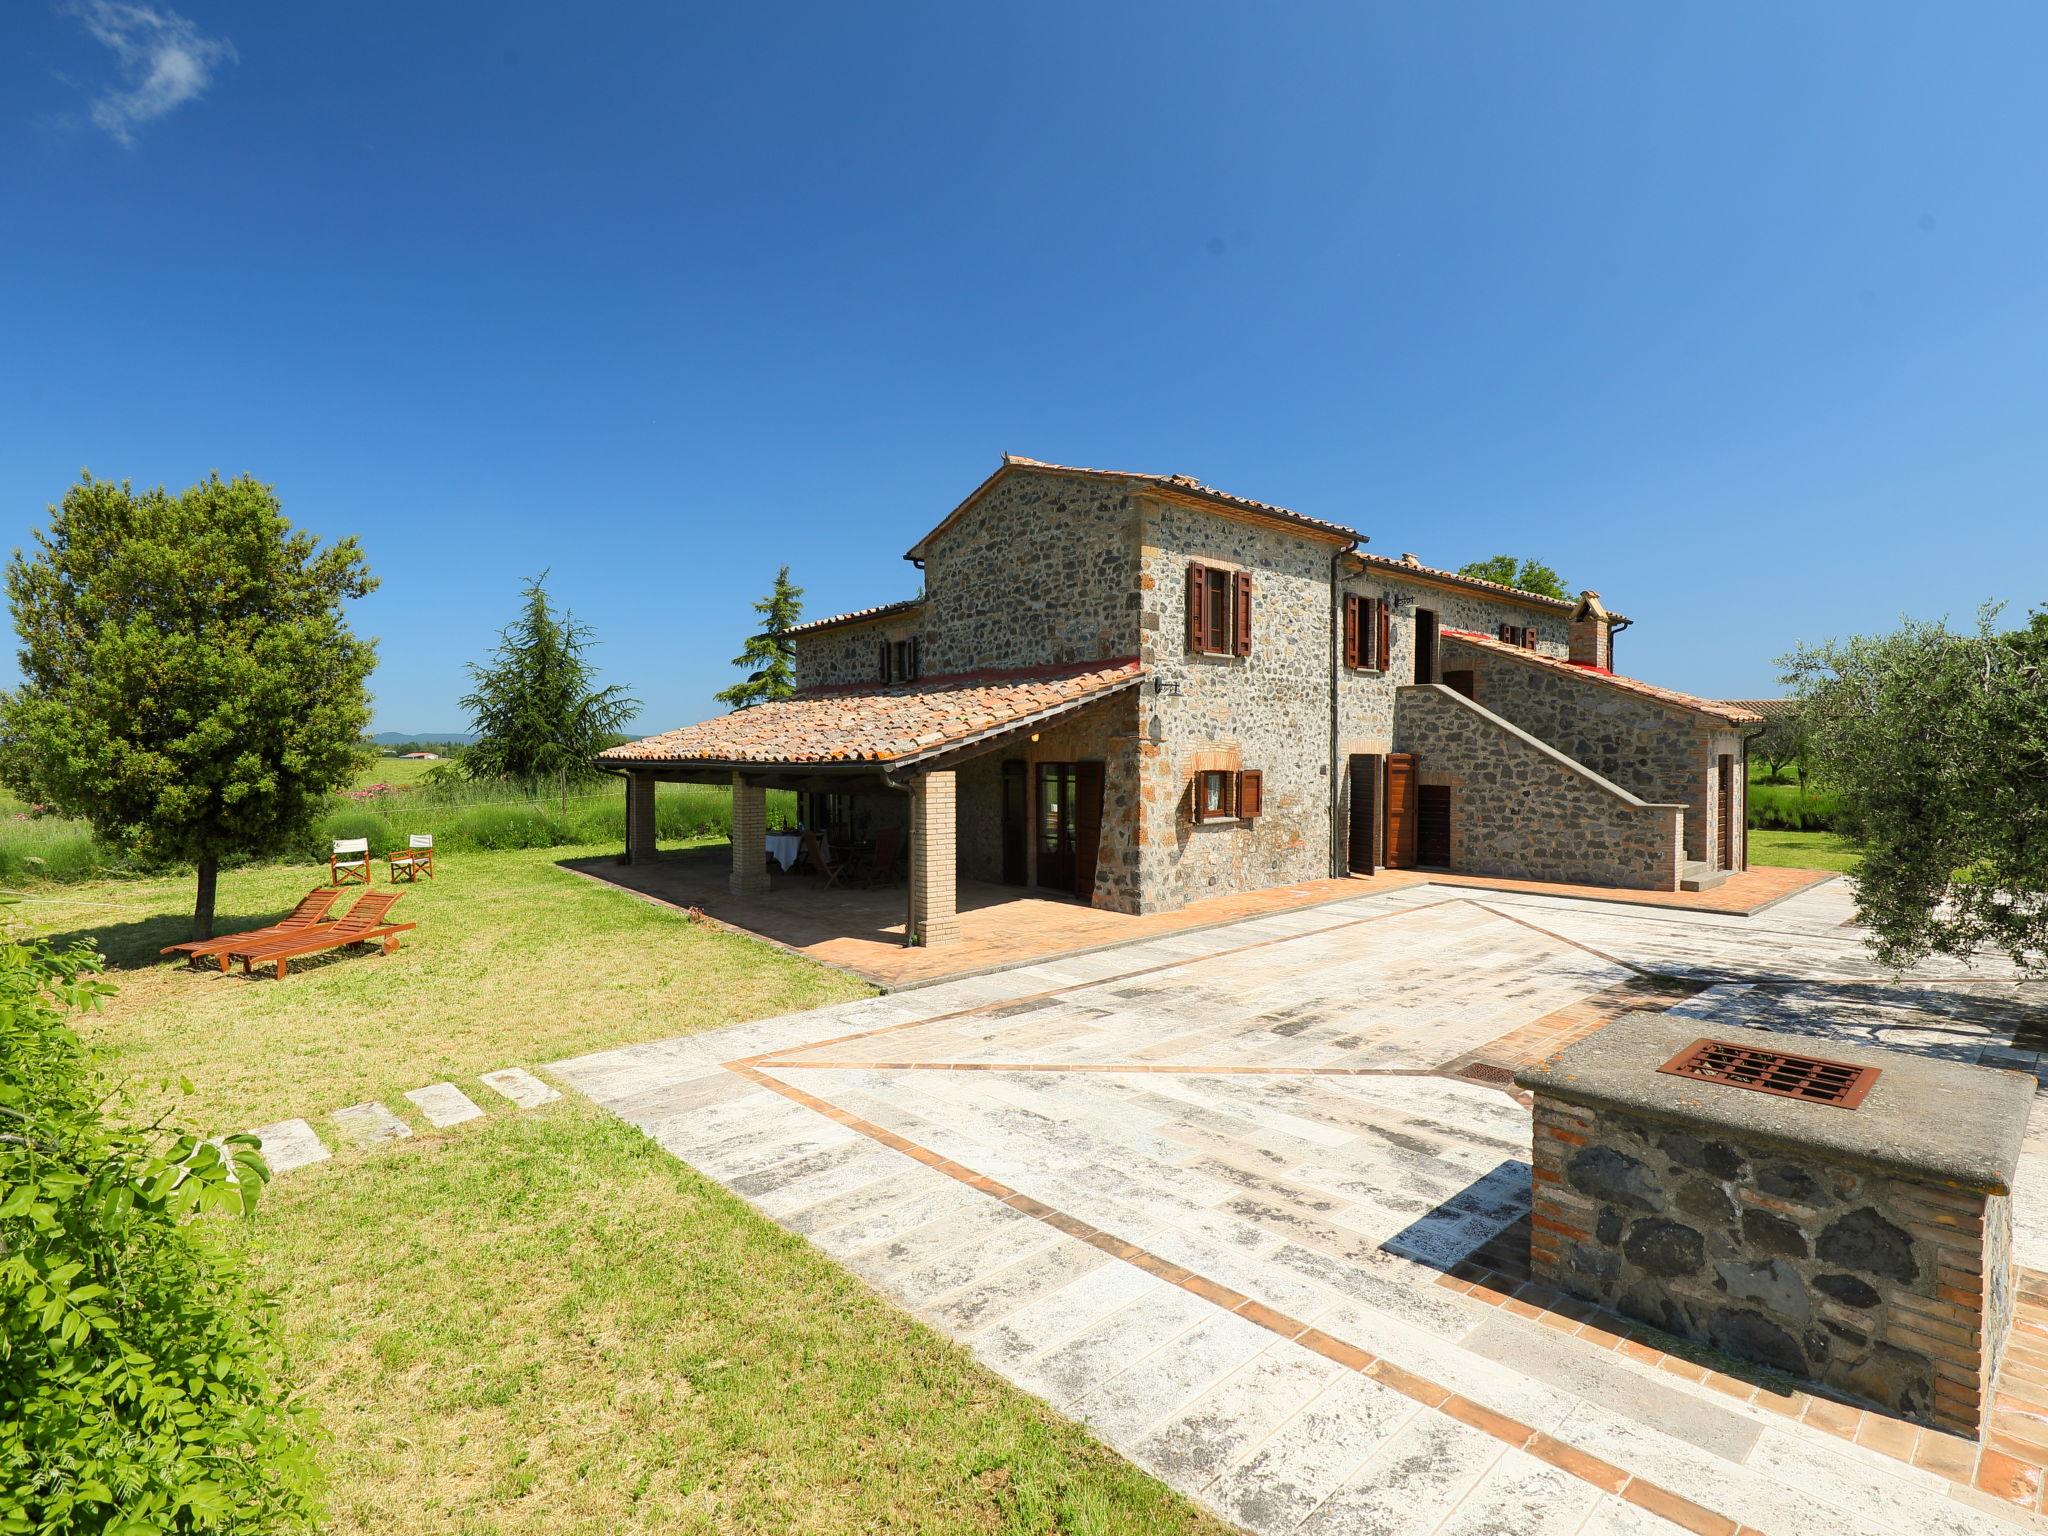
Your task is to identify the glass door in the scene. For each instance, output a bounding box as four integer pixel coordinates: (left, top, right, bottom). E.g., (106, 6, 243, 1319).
(1037, 762, 1076, 891)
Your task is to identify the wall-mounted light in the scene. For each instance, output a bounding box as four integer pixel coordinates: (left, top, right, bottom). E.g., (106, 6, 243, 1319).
(1150, 677, 1183, 697)
(1388, 592, 1410, 614)
(1029, 732, 1040, 743)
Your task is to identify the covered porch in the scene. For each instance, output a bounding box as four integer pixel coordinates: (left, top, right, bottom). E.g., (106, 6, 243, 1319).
(595, 660, 1149, 952)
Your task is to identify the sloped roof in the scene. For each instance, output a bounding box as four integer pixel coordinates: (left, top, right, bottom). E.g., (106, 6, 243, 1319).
(1352, 553, 1631, 623)
(906, 454, 1362, 560)
(785, 597, 925, 636)
(1441, 629, 1761, 725)
(598, 659, 1144, 769)
(1722, 698, 1799, 721)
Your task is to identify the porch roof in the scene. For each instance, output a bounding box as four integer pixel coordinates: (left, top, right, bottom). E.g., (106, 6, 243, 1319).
(1441, 629, 1762, 725)
(598, 658, 1144, 772)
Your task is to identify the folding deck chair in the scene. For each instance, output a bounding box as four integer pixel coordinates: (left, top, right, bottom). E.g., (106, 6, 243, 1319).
(330, 837, 373, 885)
(388, 833, 435, 882)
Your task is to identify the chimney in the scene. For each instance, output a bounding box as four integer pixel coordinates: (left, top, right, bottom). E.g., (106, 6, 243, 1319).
(1570, 590, 1612, 670)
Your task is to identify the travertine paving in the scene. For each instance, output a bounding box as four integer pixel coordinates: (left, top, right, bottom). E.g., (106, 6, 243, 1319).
(554, 879, 2048, 1535)
(404, 1080, 485, 1127)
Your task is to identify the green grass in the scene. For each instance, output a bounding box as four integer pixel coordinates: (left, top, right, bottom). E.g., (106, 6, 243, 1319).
(24, 846, 1232, 1534)
(1747, 829, 1862, 873)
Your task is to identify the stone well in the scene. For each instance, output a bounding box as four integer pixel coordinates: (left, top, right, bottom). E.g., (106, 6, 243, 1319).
(1516, 1017, 2032, 1437)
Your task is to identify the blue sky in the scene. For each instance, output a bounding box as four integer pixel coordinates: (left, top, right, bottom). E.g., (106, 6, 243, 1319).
(3, 3, 2043, 733)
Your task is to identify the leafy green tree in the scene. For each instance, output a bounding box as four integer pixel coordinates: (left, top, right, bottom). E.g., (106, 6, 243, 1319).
(0, 926, 322, 1533)
(1457, 554, 1571, 601)
(715, 566, 804, 709)
(1783, 604, 2048, 972)
(1752, 706, 1808, 783)
(461, 573, 640, 811)
(0, 474, 376, 938)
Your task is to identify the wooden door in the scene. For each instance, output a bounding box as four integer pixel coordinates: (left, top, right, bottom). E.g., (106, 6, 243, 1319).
(1000, 760, 1028, 885)
(1347, 754, 1380, 873)
(1716, 753, 1734, 870)
(1384, 754, 1418, 868)
(1036, 762, 1075, 891)
(1072, 760, 1106, 903)
(1414, 610, 1438, 685)
(1417, 785, 1452, 867)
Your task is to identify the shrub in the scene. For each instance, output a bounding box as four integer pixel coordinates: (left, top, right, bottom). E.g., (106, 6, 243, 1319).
(0, 933, 321, 1533)
(1746, 781, 1840, 833)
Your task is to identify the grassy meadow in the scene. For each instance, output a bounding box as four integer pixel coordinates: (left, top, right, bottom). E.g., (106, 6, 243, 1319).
(13, 845, 1231, 1535)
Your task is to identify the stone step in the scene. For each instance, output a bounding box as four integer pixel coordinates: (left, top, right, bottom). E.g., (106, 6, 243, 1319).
(1680, 861, 1733, 892)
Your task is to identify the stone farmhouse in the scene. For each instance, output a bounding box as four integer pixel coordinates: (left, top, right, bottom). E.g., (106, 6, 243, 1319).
(600, 455, 1760, 945)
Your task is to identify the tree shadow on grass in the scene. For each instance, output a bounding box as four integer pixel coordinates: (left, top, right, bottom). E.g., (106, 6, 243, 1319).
(31, 901, 312, 972)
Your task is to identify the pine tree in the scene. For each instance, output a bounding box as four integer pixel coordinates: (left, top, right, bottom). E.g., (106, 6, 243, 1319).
(461, 573, 640, 811)
(716, 566, 804, 709)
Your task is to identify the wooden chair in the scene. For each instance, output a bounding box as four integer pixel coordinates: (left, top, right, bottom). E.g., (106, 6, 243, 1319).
(160, 888, 342, 971)
(227, 891, 416, 979)
(388, 833, 435, 883)
(330, 837, 373, 886)
(800, 828, 846, 888)
(858, 825, 906, 888)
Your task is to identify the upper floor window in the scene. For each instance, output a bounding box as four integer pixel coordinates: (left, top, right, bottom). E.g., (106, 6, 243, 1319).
(879, 635, 921, 683)
(1496, 624, 1537, 650)
(1343, 594, 1390, 671)
(1186, 561, 1252, 657)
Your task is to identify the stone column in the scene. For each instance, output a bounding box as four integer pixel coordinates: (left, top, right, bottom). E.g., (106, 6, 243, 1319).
(624, 774, 658, 865)
(908, 770, 961, 946)
(729, 773, 770, 897)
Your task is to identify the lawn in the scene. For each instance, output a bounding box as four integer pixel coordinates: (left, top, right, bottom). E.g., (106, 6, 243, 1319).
(1746, 828, 1862, 873)
(19, 844, 1233, 1535)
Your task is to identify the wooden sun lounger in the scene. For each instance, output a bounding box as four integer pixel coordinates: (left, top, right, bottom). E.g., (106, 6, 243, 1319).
(227, 890, 416, 979)
(160, 888, 344, 971)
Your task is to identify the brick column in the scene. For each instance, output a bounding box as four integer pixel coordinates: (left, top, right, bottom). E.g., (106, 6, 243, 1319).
(729, 773, 770, 897)
(624, 774, 658, 864)
(908, 770, 960, 947)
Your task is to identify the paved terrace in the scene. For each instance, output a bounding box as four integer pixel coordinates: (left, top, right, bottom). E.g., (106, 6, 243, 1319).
(562, 844, 1834, 987)
(553, 879, 2048, 1535)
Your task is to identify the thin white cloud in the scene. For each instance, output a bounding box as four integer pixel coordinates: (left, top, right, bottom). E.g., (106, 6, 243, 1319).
(67, 1, 236, 144)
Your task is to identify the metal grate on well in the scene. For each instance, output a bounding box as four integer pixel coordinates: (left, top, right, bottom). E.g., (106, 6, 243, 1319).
(1656, 1038, 1880, 1110)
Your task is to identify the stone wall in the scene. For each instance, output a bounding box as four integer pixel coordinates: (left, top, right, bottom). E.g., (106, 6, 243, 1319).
(920, 470, 1140, 673)
(1136, 497, 1339, 908)
(1530, 1095, 2011, 1436)
(792, 608, 925, 689)
(952, 691, 1144, 913)
(1391, 684, 1683, 889)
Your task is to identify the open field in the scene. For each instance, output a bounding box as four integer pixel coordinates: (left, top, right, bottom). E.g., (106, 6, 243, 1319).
(21, 843, 1230, 1535)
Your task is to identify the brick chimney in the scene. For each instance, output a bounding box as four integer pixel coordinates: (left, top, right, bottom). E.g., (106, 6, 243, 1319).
(1569, 590, 1612, 670)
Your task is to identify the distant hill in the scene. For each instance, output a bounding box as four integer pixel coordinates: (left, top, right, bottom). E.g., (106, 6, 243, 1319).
(368, 730, 478, 746)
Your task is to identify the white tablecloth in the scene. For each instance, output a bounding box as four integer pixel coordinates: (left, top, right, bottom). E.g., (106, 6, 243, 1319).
(765, 833, 823, 872)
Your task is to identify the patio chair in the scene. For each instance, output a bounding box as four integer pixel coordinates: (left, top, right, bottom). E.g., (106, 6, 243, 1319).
(160, 888, 343, 971)
(330, 837, 373, 886)
(799, 828, 846, 888)
(227, 890, 415, 979)
(387, 833, 435, 883)
(858, 825, 906, 888)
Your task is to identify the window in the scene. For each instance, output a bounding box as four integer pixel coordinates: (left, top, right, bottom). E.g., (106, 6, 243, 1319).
(1343, 594, 1391, 671)
(1192, 769, 1236, 822)
(879, 635, 921, 683)
(1496, 623, 1537, 650)
(1186, 562, 1252, 656)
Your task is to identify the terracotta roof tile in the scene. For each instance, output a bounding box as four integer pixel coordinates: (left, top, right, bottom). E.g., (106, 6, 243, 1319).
(1721, 698, 1799, 722)
(599, 659, 1143, 768)
(784, 597, 924, 636)
(1353, 553, 1631, 622)
(1441, 629, 1760, 725)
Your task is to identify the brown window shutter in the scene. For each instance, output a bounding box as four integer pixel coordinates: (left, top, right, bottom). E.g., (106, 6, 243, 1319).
(1376, 599, 1391, 670)
(908, 635, 921, 678)
(1237, 769, 1263, 819)
(878, 641, 891, 683)
(1522, 628, 1536, 651)
(1343, 594, 1360, 668)
(1187, 562, 1207, 651)
(1234, 570, 1253, 656)
(1188, 774, 1205, 824)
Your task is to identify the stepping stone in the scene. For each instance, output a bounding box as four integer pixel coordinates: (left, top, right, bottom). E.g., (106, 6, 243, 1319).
(404, 1081, 485, 1128)
(480, 1067, 560, 1109)
(244, 1117, 330, 1173)
(332, 1101, 413, 1147)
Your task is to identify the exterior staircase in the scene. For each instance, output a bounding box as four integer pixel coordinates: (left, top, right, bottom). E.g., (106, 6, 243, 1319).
(1680, 860, 1732, 892)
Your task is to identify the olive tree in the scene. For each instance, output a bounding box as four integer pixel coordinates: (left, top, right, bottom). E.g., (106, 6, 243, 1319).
(0, 474, 376, 938)
(1783, 604, 2048, 972)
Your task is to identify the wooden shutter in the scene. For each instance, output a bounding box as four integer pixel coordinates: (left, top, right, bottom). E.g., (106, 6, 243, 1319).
(1233, 570, 1253, 657)
(1236, 770, 1263, 819)
(1186, 561, 1208, 651)
(907, 635, 921, 679)
(1522, 628, 1536, 651)
(1376, 599, 1391, 671)
(1073, 760, 1105, 901)
(1343, 594, 1360, 668)
(1188, 773, 1206, 824)
(878, 641, 891, 683)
